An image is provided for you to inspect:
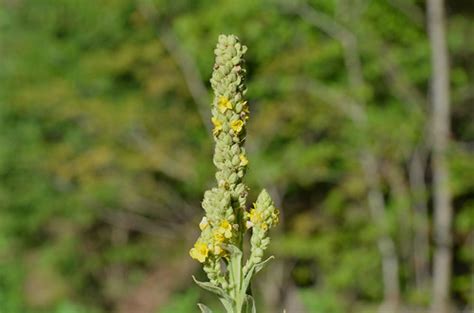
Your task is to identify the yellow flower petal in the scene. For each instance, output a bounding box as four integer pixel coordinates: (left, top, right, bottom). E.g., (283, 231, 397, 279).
(211, 117, 222, 135)
(218, 96, 233, 113)
(249, 208, 262, 224)
(189, 242, 209, 263)
(230, 119, 244, 133)
(219, 220, 233, 239)
(239, 154, 248, 166)
(220, 220, 231, 230)
(199, 217, 209, 231)
(213, 231, 225, 243)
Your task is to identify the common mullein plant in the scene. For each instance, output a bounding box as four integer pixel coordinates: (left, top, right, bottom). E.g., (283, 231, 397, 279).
(189, 34, 279, 313)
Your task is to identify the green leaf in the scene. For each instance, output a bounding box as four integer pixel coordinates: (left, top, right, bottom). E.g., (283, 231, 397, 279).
(242, 265, 255, 295)
(197, 303, 213, 313)
(219, 298, 234, 313)
(225, 244, 243, 291)
(254, 256, 274, 274)
(192, 276, 230, 301)
(244, 295, 256, 313)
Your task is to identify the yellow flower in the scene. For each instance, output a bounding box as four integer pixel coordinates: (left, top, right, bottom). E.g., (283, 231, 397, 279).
(248, 208, 262, 224)
(239, 154, 248, 166)
(218, 96, 233, 113)
(199, 217, 209, 231)
(218, 220, 233, 239)
(230, 119, 244, 133)
(213, 231, 225, 243)
(190, 242, 209, 263)
(211, 117, 222, 135)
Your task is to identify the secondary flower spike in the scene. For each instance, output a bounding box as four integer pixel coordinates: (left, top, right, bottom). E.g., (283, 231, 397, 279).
(190, 34, 279, 313)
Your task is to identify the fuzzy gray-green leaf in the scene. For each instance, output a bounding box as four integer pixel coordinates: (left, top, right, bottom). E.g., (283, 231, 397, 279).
(198, 303, 214, 313)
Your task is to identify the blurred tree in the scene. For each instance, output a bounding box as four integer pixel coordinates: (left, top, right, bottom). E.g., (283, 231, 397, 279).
(427, 0, 452, 312)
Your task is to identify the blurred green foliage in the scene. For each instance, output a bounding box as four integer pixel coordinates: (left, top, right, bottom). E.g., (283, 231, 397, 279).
(160, 289, 199, 313)
(0, 0, 473, 312)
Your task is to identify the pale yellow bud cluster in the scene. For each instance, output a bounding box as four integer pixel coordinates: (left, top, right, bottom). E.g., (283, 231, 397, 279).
(190, 35, 250, 276)
(190, 35, 280, 313)
(190, 188, 238, 265)
(244, 190, 279, 272)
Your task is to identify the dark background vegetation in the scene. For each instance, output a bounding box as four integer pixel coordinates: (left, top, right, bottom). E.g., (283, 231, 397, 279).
(0, 0, 472, 312)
